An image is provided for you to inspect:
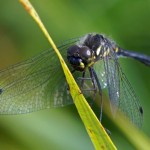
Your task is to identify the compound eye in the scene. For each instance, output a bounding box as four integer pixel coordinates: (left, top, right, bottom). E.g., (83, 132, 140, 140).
(67, 45, 80, 57)
(79, 46, 92, 59)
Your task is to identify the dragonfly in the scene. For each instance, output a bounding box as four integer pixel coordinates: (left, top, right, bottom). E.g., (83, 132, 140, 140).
(0, 33, 149, 128)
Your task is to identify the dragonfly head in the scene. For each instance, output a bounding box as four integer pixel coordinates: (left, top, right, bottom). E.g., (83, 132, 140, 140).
(67, 45, 94, 71)
(67, 34, 108, 71)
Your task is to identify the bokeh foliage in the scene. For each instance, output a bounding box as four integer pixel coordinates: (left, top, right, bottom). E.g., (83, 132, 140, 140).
(0, 0, 150, 150)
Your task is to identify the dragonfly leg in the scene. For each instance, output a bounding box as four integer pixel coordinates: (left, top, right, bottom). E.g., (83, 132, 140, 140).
(89, 67, 103, 122)
(77, 70, 97, 107)
(77, 72, 97, 92)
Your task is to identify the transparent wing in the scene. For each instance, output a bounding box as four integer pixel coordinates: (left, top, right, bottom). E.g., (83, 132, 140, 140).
(0, 38, 79, 114)
(93, 60, 107, 89)
(103, 46, 143, 127)
(103, 48, 120, 115)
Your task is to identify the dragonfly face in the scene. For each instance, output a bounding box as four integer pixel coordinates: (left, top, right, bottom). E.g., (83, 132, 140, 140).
(67, 34, 111, 71)
(67, 45, 94, 71)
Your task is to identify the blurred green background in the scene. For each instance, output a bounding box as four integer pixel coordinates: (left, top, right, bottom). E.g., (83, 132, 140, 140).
(0, 0, 150, 150)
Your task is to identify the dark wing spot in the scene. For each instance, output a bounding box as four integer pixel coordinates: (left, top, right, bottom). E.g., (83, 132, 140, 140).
(139, 106, 143, 115)
(0, 88, 3, 94)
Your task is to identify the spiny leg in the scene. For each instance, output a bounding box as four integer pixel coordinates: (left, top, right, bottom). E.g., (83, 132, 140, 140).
(90, 67, 111, 134)
(88, 67, 97, 107)
(77, 70, 97, 107)
(77, 72, 97, 92)
(89, 67, 103, 122)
